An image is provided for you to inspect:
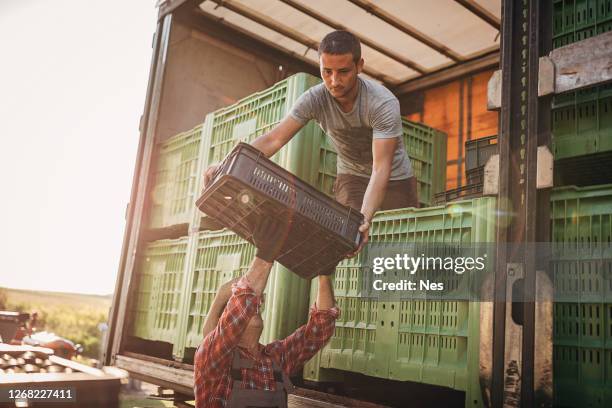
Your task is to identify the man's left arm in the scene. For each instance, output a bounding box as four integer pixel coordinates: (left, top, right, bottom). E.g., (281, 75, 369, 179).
(353, 137, 396, 253)
(351, 98, 402, 256)
(264, 276, 339, 374)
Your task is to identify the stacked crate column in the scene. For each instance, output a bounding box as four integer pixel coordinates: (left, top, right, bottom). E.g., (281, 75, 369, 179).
(130, 237, 189, 345)
(551, 184, 612, 408)
(551, 0, 612, 162)
(149, 126, 203, 229)
(306, 197, 495, 408)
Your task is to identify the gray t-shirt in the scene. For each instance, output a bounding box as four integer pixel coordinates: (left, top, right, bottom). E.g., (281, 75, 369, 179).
(289, 76, 413, 180)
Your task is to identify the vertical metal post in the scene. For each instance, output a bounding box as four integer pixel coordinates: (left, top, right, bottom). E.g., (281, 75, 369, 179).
(104, 14, 173, 365)
(491, 1, 552, 407)
(532, 1, 553, 406)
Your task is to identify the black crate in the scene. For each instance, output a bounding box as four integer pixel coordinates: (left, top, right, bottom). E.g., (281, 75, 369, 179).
(196, 143, 363, 279)
(433, 183, 483, 205)
(465, 135, 498, 172)
(554, 151, 612, 187)
(466, 167, 484, 185)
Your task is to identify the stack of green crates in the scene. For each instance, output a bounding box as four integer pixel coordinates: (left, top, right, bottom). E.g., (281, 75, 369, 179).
(131, 72, 449, 365)
(552, 84, 612, 160)
(148, 125, 203, 229)
(552, 0, 612, 160)
(128, 230, 311, 358)
(402, 120, 447, 207)
(551, 2, 612, 405)
(129, 237, 189, 343)
(172, 72, 448, 358)
(551, 184, 612, 408)
(132, 74, 327, 350)
(552, 0, 612, 48)
(174, 73, 330, 360)
(304, 197, 497, 408)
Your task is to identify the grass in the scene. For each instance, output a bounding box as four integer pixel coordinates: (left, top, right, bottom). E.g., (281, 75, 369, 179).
(1, 287, 112, 310)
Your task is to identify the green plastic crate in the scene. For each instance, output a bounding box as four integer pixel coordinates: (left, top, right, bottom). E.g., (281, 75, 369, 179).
(304, 197, 497, 408)
(402, 120, 448, 207)
(551, 184, 612, 408)
(172, 229, 311, 360)
(148, 126, 203, 229)
(552, 1, 612, 161)
(130, 237, 189, 343)
(318, 135, 337, 198)
(552, 0, 612, 48)
(552, 84, 612, 160)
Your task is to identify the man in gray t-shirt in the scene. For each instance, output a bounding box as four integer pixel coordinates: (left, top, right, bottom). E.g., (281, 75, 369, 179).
(203, 30, 417, 261)
(289, 74, 413, 182)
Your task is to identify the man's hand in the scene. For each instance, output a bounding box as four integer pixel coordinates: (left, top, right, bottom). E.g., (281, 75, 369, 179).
(252, 217, 288, 263)
(202, 163, 221, 191)
(346, 219, 370, 258)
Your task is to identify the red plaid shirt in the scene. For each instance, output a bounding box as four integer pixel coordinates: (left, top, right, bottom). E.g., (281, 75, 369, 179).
(194, 277, 339, 408)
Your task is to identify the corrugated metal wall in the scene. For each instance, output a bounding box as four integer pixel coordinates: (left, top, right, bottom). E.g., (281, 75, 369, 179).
(406, 70, 499, 189)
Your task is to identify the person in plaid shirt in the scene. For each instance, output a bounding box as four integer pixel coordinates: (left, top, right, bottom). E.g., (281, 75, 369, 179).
(194, 218, 339, 408)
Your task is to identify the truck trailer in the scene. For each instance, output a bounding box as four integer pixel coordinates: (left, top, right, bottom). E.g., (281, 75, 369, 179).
(105, 1, 612, 407)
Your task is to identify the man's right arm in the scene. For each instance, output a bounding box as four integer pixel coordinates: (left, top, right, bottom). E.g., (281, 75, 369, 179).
(252, 86, 316, 158)
(202, 116, 303, 188)
(251, 116, 304, 158)
(203, 86, 317, 188)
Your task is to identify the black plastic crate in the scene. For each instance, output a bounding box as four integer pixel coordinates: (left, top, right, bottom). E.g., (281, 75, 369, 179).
(466, 167, 484, 185)
(196, 143, 363, 279)
(465, 135, 498, 172)
(433, 183, 484, 205)
(554, 151, 612, 186)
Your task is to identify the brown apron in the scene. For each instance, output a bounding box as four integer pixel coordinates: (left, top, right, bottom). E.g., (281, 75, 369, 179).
(333, 173, 419, 211)
(227, 351, 294, 408)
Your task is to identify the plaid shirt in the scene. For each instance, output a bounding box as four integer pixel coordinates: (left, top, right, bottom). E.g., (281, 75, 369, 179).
(194, 277, 339, 408)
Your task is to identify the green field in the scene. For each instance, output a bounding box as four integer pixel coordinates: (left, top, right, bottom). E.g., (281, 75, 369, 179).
(1, 287, 112, 309)
(0, 287, 112, 358)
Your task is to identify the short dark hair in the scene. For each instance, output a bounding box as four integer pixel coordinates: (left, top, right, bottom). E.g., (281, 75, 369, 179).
(318, 30, 361, 63)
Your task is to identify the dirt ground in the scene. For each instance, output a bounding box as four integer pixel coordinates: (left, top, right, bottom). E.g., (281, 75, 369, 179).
(119, 380, 190, 408)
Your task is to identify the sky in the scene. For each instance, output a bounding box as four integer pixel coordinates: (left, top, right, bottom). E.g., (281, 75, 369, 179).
(0, 0, 158, 295)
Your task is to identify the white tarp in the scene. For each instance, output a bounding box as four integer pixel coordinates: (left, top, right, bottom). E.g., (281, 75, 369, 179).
(198, 0, 501, 85)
